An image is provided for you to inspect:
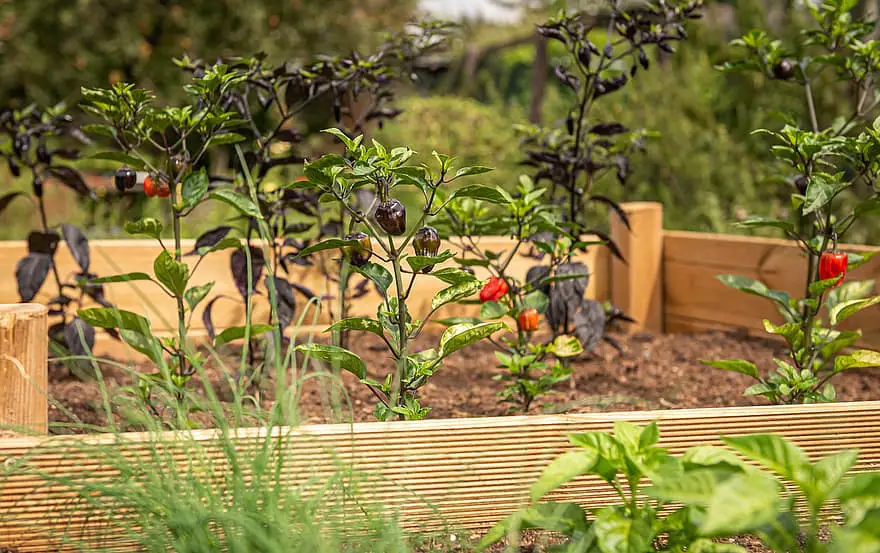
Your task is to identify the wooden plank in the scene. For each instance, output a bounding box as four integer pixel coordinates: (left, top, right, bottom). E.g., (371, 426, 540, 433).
(1, 402, 879, 552)
(0, 305, 47, 434)
(663, 231, 880, 347)
(611, 202, 663, 333)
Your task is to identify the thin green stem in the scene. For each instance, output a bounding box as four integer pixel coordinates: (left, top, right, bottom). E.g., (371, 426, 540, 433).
(390, 240, 408, 418)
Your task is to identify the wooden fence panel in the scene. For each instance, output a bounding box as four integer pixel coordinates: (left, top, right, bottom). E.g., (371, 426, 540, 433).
(1, 402, 879, 552)
(663, 230, 880, 346)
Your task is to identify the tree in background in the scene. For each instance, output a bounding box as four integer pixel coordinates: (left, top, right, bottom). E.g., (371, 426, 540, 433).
(0, 0, 416, 107)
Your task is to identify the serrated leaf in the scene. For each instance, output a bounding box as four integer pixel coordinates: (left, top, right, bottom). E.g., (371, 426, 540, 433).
(213, 324, 275, 347)
(295, 343, 366, 379)
(440, 322, 506, 357)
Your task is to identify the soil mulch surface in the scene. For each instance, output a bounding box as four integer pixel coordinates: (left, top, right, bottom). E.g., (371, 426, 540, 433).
(48, 329, 880, 429)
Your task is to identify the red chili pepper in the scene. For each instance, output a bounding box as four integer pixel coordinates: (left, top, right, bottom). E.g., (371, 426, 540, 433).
(479, 276, 509, 303)
(818, 250, 848, 287)
(143, 175, 157, 197)
(518, 307, 539, 332)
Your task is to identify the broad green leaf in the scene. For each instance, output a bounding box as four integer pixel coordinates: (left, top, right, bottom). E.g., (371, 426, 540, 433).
(406, 250, 454, 273)
(352, 262, 393, 296)
(848, 252, 878, 270)
(688, 539, 748, 553)
(700, 359, 760, 380)
(296, 238, 360, 257)
(762, 320, 803, 348)
(180, 169, 209, 210)
(647, 468, 728, 504)
(479, 301, 507, 319)
(700, 472, 781, 536)
(830, 296, 880, 325)
(530, 449, 598, 502)
(154, 250, 190, 296)
(78, 308, 151, 334)
(124, 217, 163, 239)
(829, 526, 880, 553)
(477, 502, 589, 551)
(198, 237, 241, 256)
(325, 317, 384, 337)
(523, 290, 550, 314)
(88, 151, 145, 169)
(681, 446, 749, 472)
(803, 174, 847, 215)
(209, 190, 262, 218)
(440, 322, 506, 357)
(454, 257, 491, 267)
(722, 434, 809, 482)
(206, 132, 246, 146)
(322, 128, 357, 151)
(432, 280, 483, 310)
(447, 184, 509, 204)
(184, 282, 215, 312)
(807, 449, 858, 506)
(593, 507, 654, 553)
(295, 343, 366, 379)
(119, 329, 164, 366)
(809, 277, 845, 297)
(428, 267, 479, 286)
(549, 334, 583, 358)
(88, 272, 152, 284)
(452, 166, 493, 179)
(838, 473, 880, 525)
(827, 280, 876, 310)
(735, 216, 794, 233)
(213, 324, 274, 347)
(717, 275, 793, 315)
(834, 350, 880, 373)
(433, 317, 483, 327)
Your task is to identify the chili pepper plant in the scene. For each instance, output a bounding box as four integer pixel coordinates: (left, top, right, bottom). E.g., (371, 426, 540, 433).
(0, 103, 122, 374)
(437, 176, 594, 412)
(293, 130, 509, 421)
(703, 0, 880, 404)
(75, 71, 273, 423)
(178, 23, 451, 384)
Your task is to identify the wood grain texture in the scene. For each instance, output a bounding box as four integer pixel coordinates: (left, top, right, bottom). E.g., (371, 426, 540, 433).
(1, 402, 879, 552)
(663, 230, 880, 346)
(0, 304, 48, 434)
(0, 237, 609, 359)
(611, 202, 664, 333)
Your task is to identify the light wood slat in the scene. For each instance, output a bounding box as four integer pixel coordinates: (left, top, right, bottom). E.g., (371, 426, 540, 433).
(1, 402, 879, 552)
(0, 237, 608, 359)
(663, 230, 880, 346)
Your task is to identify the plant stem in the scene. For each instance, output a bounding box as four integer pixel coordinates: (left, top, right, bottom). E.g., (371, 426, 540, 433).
(390, 241, 408, 418)
(172, 208, 187, 379)
(37, 196, 65, 304)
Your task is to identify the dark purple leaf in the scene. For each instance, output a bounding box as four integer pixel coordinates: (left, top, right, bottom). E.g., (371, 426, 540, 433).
(0, 192, 24, 217)
(283, 222, 314, 235)
(291, 282, 317, 300)
(202, 295, 230, 341)
(589, 123, 628, 135)
(526, 265, 551, 296)
(590, 195, 631, 231)
(27, 230, 60, 255)
(16, 253, 51, 301)
(574, 299, 606, 351)
(61, 224, 90, 272)
(48, 322, 66, 346)
(230, 246, 266, 296)
(64, 317, 96, 357)
(48, 166, 93, 198)
(351, 278, 370, 299)
(268, 276, 296, 329)
(603, 335, 624, 355)
(187, 226, 232, 256)
(584, 230, 627, 264)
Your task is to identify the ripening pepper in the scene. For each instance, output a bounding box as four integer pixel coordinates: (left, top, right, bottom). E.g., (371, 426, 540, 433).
(375, 199, 406, 235)
(343, 232, 373, 267)
(819, 250, 847, 287)
(115, 166, 137, 192)
(479, 276, 509, 303)
(518, 308, 539, 332)
(413, 226, 440, 272)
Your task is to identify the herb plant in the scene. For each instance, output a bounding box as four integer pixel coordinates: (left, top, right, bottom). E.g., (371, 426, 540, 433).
(0, 103, 117, 370)
(481, 422, 880, 553)
(294, 130, 508, 420)
(705, 0, 880, 404)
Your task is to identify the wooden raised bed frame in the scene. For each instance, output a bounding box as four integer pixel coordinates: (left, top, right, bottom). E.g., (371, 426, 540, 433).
(1, 202, 880, 552)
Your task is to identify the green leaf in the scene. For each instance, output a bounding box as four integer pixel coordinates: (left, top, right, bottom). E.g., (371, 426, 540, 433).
(88, 272, 153, 284)
(406, 250, 454, 273)
(809, 277, 845, 297)
(593, 507, 654, 553)
(207, 132, 246, 146)
(477, 502, 589, 551)
(432, 280, 483, 310)
(428, 267, 479, 286)
(153, 250, 190, 296)
(452, 166, 493, 179)
(700, 472, 781, 536)
(295, 343, 366, 379)
(803, 173, 847, 215)
(688, 539, 748, 553)
(717, 275, 794, 316)
(722, 434, 809, 482)
(735, 216, 794, 233)
(213, 324, 274, 347)
(124, 217, 163, 240)
(184, 282, 215, 312)
(847, 252, 878, 270)
(322, 128, 357, 151)
(119, 329, 164, 366)
(180, 169, 209, 210)
(808, 449, 858, 506)
(530, 449, 599, 502)
(447, 184, 510, 204)
(352, 262, 393, 296)
(647, 468, 729, 505)
(78, 308, 151, 334)
(827, 280, 876, 310)
(523, 290, 550, 314)
(548, 334, 584, 358)
(700, 359, 760, 379)
(209, 190, 262, 218)
(199, 237, 241, 256)
(296, 238, 359, 257)
(432, 317, 483, 327)
(479, 301, 507, 319)
(440, 322, 506, 357)
(762, 320, 803, 348)
(830, 296, 880, 325)
(325, 317, 384, 337)
(834, 350, 880, 373)
(88, 151, 145, 169)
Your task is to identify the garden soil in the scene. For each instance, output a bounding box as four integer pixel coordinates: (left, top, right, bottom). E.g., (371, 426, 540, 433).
(48, 329, 880, 429)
